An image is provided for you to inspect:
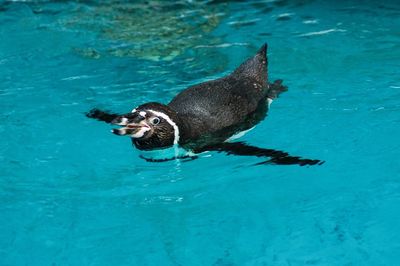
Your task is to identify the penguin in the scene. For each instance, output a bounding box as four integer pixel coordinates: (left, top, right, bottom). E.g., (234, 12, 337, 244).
(87, 44, 323, 166)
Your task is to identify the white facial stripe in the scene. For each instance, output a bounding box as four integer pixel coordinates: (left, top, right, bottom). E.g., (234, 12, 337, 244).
(139, 111, 147, 117)
(132, 127, 150, 138)
(131, 108, 137, 113)
(147, 109, 180, 145)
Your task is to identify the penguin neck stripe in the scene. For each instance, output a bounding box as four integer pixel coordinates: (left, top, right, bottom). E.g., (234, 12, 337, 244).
(147, 109, 180, 145)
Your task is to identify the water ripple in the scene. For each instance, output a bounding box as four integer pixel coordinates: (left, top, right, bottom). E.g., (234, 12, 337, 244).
(194, 42, 250, 49)
(298, 28, 347, 37)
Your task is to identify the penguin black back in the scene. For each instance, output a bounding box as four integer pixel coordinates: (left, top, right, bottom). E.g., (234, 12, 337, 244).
(168, 44, 271, 143)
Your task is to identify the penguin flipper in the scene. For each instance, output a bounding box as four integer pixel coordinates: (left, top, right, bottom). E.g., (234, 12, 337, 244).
(86, 108, 120, 123)
(195, 142, 323, 166)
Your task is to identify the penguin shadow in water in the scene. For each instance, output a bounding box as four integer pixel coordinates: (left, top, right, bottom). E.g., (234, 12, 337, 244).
(86, 44, 324, 166)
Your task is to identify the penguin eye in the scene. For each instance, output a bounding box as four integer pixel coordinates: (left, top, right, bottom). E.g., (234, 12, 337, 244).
(150, 117, 160, 125)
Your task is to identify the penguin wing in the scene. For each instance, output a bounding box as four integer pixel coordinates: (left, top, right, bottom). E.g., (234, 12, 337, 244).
(194, 141, 324, 166)
(140, 141, 323, 166)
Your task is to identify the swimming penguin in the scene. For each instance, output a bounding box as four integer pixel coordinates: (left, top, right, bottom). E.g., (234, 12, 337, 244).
(87, 44, 322, 166)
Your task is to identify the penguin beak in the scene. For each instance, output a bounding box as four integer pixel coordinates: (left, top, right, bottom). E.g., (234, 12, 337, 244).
(111, 113, 139, 126)
(111, 120, 150, 138)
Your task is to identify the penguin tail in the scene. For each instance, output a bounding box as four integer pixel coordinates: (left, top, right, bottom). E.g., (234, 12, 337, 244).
(232, 43, 268, 85)
(266, 79, 288, 99)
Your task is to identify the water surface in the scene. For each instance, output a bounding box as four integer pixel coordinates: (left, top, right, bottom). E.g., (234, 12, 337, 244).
(1, 0, 400, 265)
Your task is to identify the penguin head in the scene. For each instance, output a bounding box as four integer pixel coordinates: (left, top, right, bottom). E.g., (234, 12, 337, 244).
(111, 103, 180, 150)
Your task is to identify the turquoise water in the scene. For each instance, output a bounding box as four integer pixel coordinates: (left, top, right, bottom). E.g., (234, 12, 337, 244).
(1, 0, 400, 265)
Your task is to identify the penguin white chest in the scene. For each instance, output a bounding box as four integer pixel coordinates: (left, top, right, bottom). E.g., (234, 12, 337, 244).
(225, 126, 256, 142)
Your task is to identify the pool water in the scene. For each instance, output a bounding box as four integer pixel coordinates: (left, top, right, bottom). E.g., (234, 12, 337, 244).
(1, 0, 400, 265)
